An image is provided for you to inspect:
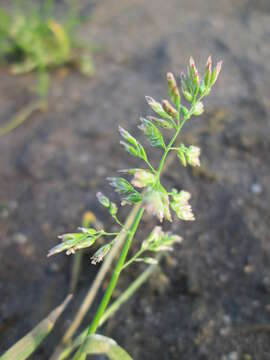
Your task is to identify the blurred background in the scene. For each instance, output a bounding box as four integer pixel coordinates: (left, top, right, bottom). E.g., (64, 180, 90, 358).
(0, 1, 269, 359)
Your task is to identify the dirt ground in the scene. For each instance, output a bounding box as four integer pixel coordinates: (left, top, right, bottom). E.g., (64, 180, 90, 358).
(0, 0, 270, 359)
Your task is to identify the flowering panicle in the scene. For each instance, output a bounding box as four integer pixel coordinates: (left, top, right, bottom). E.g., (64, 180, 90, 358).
(47, 227, 102, 257)
(48, 56, 221, 267)
(177, 144, 201, 168)
(91, 243, 112, 265)
(143, 187, 172, 222)
(167, 72, 181, 110)
(97, 192, 118, 216)
(170, 190, 195, 221)
(162, 99, 178, 119)
(123, 168, 156, 188)
(142, 226, 182, 252)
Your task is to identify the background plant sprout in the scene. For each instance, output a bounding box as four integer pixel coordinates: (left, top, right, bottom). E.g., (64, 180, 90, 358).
(0, 55, 222, 360)
(0, 0, 94, 137)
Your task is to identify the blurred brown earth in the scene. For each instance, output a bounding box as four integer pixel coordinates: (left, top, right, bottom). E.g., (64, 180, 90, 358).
(0, 1, 270, 359)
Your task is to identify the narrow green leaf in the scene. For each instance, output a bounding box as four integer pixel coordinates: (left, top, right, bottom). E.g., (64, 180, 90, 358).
(72, 334, 133, 360)
(121, 191, 142, 205)
(97, 192, 118, 216)
(47, 229, 99, 257)
(107, 177, 142, 205)
(139, 117, 165, 149)
(0, 295, 73, 360)
(135, 257, 158, 265)
(107, 177, 135, 195)
(145, 96, 174, 120)
(177, 144, 187, 167)
(119, 126, 138, 148)
(119, 126, 147, 161)
(147, 116, 174, 129)
(167, 72, 180, 110)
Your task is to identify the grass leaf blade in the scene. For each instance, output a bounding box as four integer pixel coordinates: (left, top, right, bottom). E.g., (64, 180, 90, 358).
(0, 294, 73, 360)
(72, 334, 133, 360)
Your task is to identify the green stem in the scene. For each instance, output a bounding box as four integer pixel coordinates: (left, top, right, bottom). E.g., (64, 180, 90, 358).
(144, 158, 156, 173)
(103, 232, 120, 236)
(112, 215, 125, 228)
(72, 207, 144, 360)
(156, 126, 181, 178)
(99, 255, 160, 324)
(88, 207, 144, 335)
(58, 258, 160, 360)
(122, 248, 144, 269)
(156, 95, 205, 180)
(156, 114, 190, 180)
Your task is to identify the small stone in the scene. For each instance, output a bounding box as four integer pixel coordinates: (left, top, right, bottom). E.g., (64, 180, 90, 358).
(220, 327, 231, 336)
(49, 262, 61, 273)
(252, 300, 260, 308)
(13, 233, 28, 245)
(41, 222, 51, 233)
(228, 351, 239, 360)
(251, 183, 262, 195)
(96, 166, 106, 176)
(223, 315, 232, 326)
(244, 265, 254, 274)
(144, 306, 152, 316)
(8, 200, 18, 211)
(236, 198, 244, 206)
(219, 273, 229, 283)
(78, 153, 90, 164)
(0, 208, 9, 219)
(262, 276, 270, 293)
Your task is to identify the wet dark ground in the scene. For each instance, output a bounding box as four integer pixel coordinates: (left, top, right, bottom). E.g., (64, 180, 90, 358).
(0, 0, 270, 359)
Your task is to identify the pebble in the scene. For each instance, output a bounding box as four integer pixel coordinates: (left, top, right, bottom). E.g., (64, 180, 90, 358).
(220, 327, 231, 336)
(0, 209, 9, 219)
(262, 275, 270, 289)
(8, 200, 18, 211)
(78, 153, 90, 164)
(219, 273, 229, 283)
(96, 165, 106, 176)
(251, 183, 262, 195)
(244, 265, 254, 274)
(48, 261, 61, 273)
(222, 352, 239, 360)
(228, 352, 239, 360)
(251, 300, 260, 308)
(223, 315, 232, 326)
(13, 233, 28, 245)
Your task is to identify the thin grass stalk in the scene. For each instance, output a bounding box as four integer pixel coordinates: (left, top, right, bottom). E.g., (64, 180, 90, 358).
(87, 207, 144, 335)
(0, 99, 46, 137)
(55, 241, 161, 360)
(72, 207, 144, 360)
(0, 295, 72, 360)
(49, 204, 141, 360)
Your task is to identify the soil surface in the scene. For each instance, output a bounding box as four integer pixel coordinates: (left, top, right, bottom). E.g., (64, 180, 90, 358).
(0, 1, 270, 359)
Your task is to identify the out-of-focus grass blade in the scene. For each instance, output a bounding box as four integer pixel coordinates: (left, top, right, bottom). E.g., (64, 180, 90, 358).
(47, 20, 71, 61)
(0, 99, 46, 137)
(0, 294, 73, 360)
(72, 334, 132, 360)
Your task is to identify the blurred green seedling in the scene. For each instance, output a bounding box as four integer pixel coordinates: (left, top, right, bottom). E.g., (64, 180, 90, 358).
(0, 0, 94, 136)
